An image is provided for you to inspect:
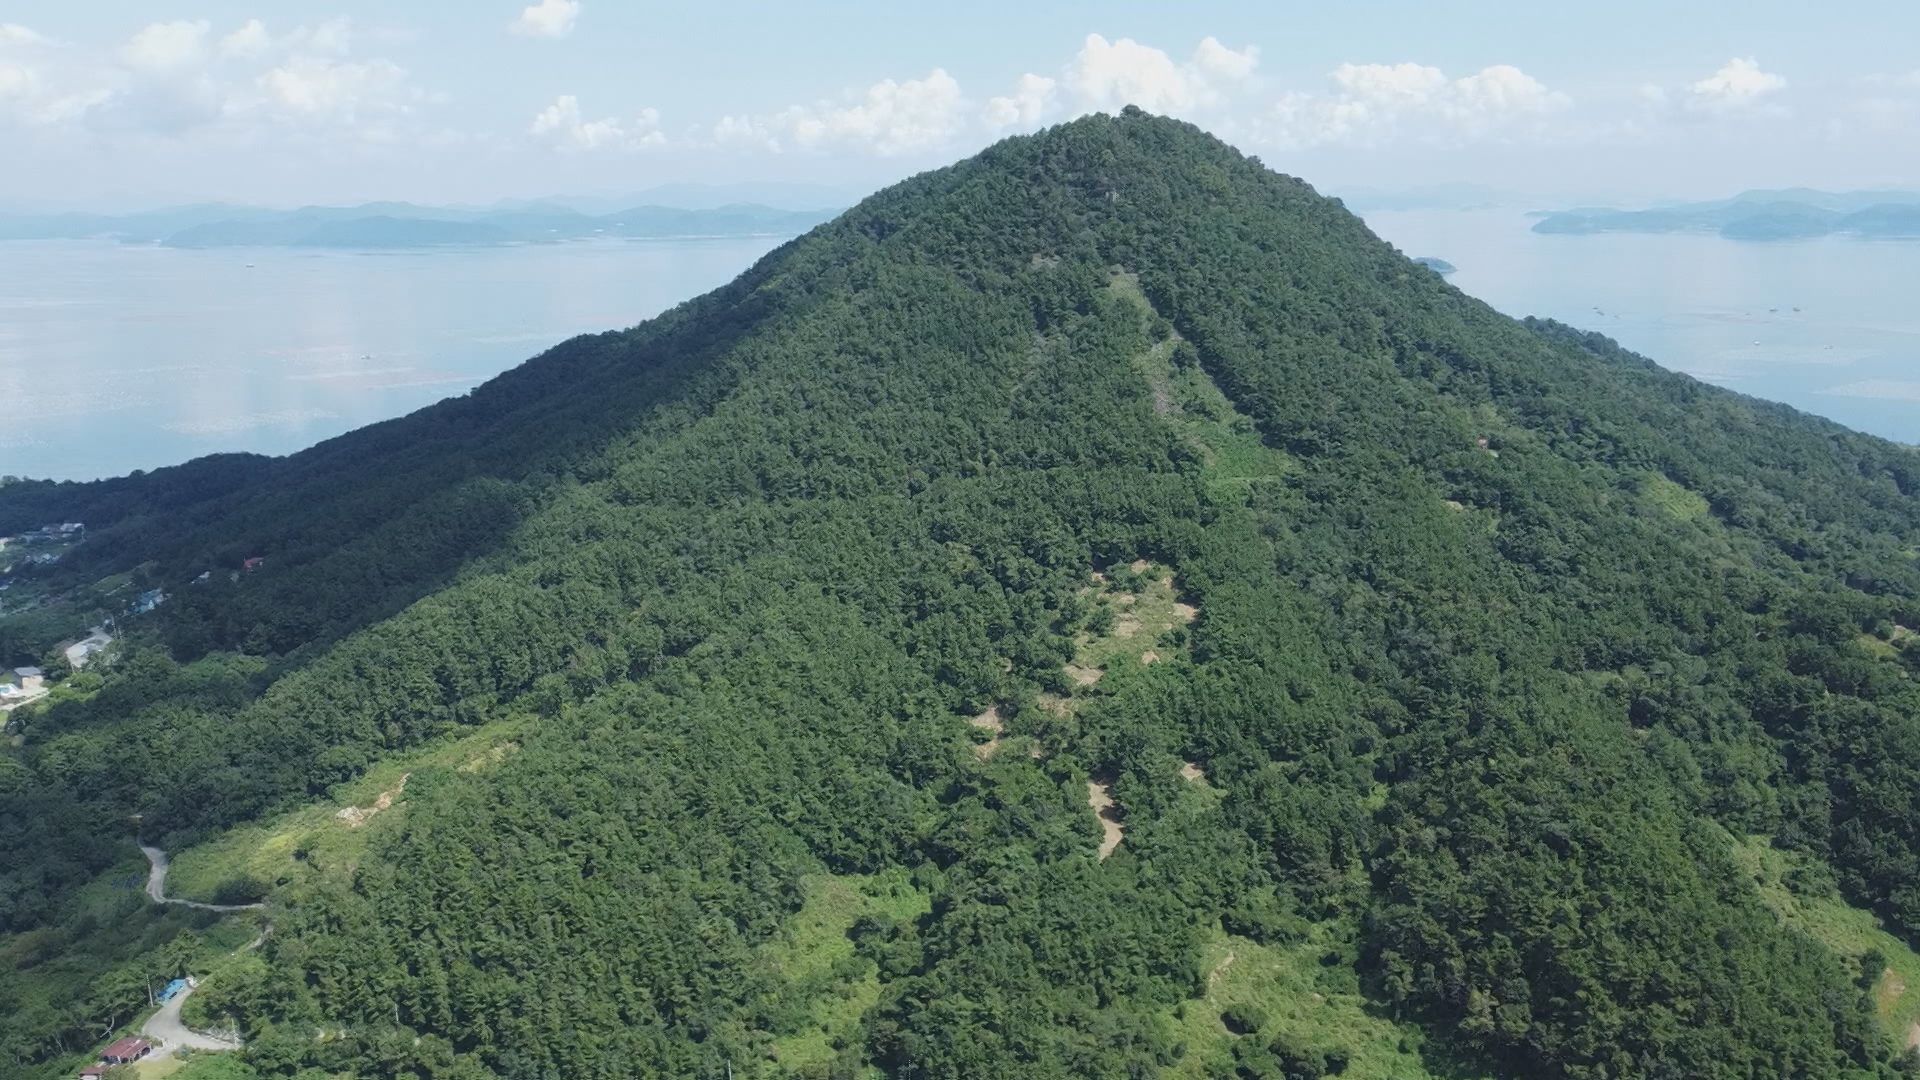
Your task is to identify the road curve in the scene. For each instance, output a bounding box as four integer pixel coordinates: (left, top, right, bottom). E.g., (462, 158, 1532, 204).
(140, 982, 242, 1052)
(140, 844, 265, 913)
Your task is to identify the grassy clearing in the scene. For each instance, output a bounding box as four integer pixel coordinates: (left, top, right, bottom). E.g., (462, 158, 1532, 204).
(149, 1054, 259, 1080)
(1639, 472, 1711, 521)
(1074, 561, 1195, 678)
(1731, 834, 1920, 1045)
(131, 1053, 189, 1079)
(1858, 633, 1901, 661)
(164, 720, 524, 903)
(1109, 273, 1294, 498)
(761, 870, 929, 1075)
(1163, 927, 1454, 1080)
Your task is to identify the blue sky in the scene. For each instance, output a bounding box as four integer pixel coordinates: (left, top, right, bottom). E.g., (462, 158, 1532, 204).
(4, 1, 1918, 207)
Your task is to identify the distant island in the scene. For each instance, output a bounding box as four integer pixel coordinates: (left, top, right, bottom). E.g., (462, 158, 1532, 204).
(1533, 188, 1920, 241)
(1412, 256, 1456, 275)
(0, 200, 841, 250)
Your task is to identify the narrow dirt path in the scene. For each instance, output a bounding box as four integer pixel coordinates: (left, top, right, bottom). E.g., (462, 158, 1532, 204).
(1087, 780, 1124, 859)
(1208, 949, 1237, 989)
(140, 845, 264, 913)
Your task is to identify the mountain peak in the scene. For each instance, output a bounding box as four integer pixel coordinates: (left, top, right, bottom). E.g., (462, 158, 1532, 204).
(9, 115, 1920, 1080)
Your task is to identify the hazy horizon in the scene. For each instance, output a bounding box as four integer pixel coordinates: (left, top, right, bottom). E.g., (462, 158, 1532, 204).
(5, 2, 1919, 211)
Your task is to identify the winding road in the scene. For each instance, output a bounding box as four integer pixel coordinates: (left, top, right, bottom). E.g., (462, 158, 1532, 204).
(140, 844, 264, 912)
(133, 843, 267, 1052)
(140, 983, 243, 1052)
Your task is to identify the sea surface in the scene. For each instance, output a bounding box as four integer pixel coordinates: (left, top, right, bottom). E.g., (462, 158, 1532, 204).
(1362, 209, 1920, 445)
(0, 237, 787, 480)
(4, 215, 1920, 482)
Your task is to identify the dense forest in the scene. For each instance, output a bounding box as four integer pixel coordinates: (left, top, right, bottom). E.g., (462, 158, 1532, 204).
(8, 109, 1920, 1079)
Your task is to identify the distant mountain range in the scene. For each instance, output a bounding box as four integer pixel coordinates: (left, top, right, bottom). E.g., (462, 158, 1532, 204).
(1533, 188, 1920, 240)
(0, 200, 842, 249)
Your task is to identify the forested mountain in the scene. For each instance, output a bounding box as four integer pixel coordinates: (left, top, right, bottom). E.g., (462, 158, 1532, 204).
(10, 109, 1920, 1079)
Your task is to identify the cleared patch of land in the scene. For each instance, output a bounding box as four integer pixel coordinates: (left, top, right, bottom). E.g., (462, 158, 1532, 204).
(967, 705, 1005, 760)
(1164, 928, 1451, 1080)
(1731, 834, 1920, 1049)
(759, 870, 929, 1073)
(1109, 272, 1295, 499)
(1087, 779, 1124, 859)
(335, 773, 408, 828)
(1639, 471, 1711, 521)
(163, 721, 522, 902)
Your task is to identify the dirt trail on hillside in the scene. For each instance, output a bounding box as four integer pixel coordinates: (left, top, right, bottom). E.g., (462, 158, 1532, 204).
(140, 845, 264, 912)
(336, 773, 409, 827)
(1087, 780, 1124, 859)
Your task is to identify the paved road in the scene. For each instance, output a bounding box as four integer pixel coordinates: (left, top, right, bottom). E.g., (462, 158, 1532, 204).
(140, 845, 264, 912)
(131, 848, 269, 1053)
(140, 983, 241, 1052)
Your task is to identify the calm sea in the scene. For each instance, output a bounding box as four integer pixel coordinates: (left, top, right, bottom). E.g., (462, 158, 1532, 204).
(3, 216, 1919, 481)
(1362, 209, 1920, 445)
(0, 237, 787, 480)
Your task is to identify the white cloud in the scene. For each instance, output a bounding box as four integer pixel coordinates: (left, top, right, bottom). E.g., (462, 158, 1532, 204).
(1193, 36, 1259, 82)
(511, 0, 580, 39)
(1450, 64, 1565, 120)
(0, 63, 31, 101)
(286, 18, 353, 57)
(219, 19, 272, 60)
(0, 24, 47, 47)
(715, 68, 965, 155)
(984, 73, 1054, 131)
(120, 20, 210, 74)
(0, 26, 103, 126)
(0, 16, 431, 139)
(1687, 57, 1785, 110)
(710, 112, 768, 149)
(258, 55, 418, 122)
(1263, 61, 1566, 147)
(1066, 33, 1256, 115)
(531, 94, 662, 150)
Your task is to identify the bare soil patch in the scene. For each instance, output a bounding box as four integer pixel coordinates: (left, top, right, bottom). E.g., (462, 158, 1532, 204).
(337, 774, 409, 828)
(1067, 663, 1104, 687)
(1087, 779, 1124, 859)
(968, 706, 1005, 760)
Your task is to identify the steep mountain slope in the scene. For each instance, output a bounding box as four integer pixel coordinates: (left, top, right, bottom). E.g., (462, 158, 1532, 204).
(9, 110, 1920, 1079)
